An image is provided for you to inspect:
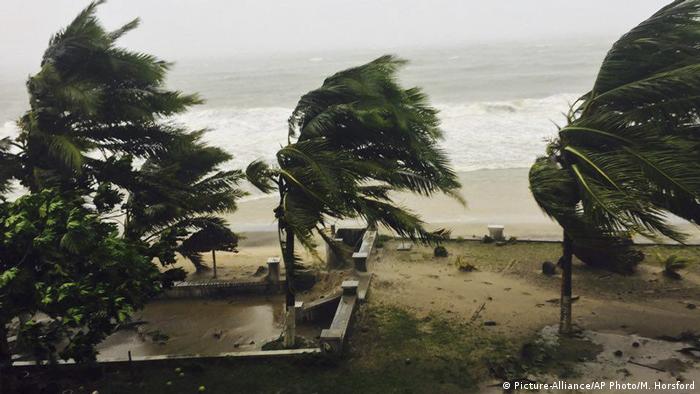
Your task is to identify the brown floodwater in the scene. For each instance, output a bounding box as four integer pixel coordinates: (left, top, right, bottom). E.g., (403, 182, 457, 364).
(97, 296, 291, 360)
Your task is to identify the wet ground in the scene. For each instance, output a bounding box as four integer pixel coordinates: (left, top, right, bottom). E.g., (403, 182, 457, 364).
(96, 296, 323, 360)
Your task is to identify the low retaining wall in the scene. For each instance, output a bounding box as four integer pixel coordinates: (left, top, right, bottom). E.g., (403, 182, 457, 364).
(352, 229, 377, 272)
(162, 258, 284, 298)
(298, 293, 342, 323)
(162, 278, 285, 298)
(320, 281, 359, 354)
(12, 348, 321, 367)
(316, 227, 377, 354)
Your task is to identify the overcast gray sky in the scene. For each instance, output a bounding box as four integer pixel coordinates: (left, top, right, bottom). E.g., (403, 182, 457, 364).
(0, 0, 671, 73)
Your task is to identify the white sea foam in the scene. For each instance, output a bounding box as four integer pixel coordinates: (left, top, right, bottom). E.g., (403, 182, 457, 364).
(0, 121, 18, 139)
(435, 93, 576, 171)
(0, 92, 576, 182)
(174, 93, 577, 174)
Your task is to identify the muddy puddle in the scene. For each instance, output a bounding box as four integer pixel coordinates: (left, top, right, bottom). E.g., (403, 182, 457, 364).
(97, 296, 303, 360)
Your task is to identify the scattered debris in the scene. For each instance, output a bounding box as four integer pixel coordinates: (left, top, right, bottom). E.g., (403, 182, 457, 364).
(628, 360, 665, 372)
(433, 246, 448, 257)
(546, 296, 579, 304)
(483, 320, 497, 327)
(470, 303, 486, 323)
(657, 331, 700, 344)
(397, 241, 413, 251)
(146, 329, 169, 344)
(616, 368, 632, 377)
(500, 259, 517, 273)
(678, 347, 700, 359)
(661, 255, 688, 280)
(542, 261, 557, 276)
(455, 256, 477, 272)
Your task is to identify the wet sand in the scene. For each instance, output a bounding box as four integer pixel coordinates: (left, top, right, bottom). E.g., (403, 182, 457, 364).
(369, 241, 700, 338)
(227, 168, 700, 242)
(227, 168, 556, 237)
(164, 231, 320, 280)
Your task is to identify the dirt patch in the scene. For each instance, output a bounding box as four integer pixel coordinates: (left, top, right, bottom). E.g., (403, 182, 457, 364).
(370, 240, 700, 339)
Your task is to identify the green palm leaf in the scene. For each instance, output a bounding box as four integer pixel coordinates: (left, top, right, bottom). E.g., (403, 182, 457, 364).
(531, 0, 700, 249)
(248, 55, 463, 246)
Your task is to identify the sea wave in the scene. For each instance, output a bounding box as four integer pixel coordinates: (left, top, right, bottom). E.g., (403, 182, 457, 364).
(0, 93, 578, 174)
(0, 121, 18, 139)
(175, 93, 577, 173)
(435, 93, 577, 171)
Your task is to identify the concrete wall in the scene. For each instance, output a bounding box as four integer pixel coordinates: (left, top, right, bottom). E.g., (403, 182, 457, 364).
(162, 259, 284, 299)
(162, 279, 285, 299)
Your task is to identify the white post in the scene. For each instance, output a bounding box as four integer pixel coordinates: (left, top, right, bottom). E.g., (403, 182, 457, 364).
(267, 257, 281, 284)
(487, 225, 505, 241)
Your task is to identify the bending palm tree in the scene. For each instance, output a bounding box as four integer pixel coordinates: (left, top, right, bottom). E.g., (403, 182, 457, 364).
(14, 0, 200, 192)
(530, 0, 700, 335)
(7, 1, 246, 271)
(124, 131, 245, 272)
(247, 56, 462, 347)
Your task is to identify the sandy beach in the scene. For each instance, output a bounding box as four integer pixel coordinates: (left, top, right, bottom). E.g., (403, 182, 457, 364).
(227, 168, 700, 243)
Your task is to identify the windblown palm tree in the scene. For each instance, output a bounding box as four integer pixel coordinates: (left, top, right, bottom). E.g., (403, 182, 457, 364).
(14, 0, 201, 192)
(6, 1, 245, 272)
(247, 56, 462, 347)
(124, 131, 245, 272)
(0, 139, 17, 195)
(529, 0, 700, 335)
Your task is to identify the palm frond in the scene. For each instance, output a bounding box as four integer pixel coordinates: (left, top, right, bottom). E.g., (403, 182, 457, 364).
(531, 1, 700, 244)
(245, 160, 278, 194)
(269, 55, 462, 248)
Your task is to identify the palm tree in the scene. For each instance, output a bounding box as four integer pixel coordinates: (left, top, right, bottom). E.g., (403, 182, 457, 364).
(529, 0, 700, 335)
(247, 56, 462, 347)
(6, 1, 246, 273)
(13, 0, 200, 192)
(0, 138, 17, 195)
(123, 131, 245, 272)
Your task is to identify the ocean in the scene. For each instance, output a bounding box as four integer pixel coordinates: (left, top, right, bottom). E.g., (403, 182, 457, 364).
(4, 38, 698, 240)
(0, 38, 611, 174)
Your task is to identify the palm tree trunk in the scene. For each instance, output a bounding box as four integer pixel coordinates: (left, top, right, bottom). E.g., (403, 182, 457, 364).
(0, 321, 12, 370)
(279, 222, 296, 348)
(212, 250, 217, 279)
(192, 260, 207, 273)
(559, 231, 574, 335)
